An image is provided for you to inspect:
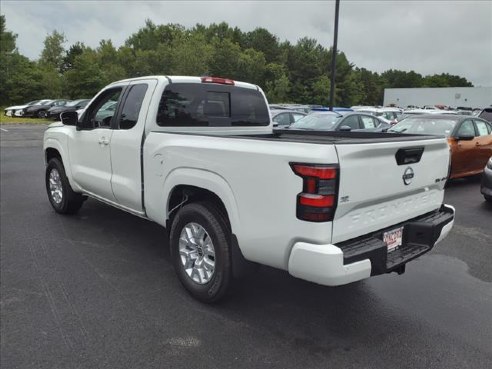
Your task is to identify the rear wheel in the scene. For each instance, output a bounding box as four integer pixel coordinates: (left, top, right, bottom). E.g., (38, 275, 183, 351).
(170, 202, 232, 303)
(46, 158, 85, 214)
(485, 195, 492, 202)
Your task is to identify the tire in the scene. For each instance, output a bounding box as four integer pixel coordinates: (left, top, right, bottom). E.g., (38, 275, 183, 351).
(485, 195, 492, 203)
(46, 158, 85, 214)
(37, 110, 47, 118)
(169, 202, 232, 303)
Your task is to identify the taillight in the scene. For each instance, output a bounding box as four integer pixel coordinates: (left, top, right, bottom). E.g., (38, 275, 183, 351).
(201, 76, 235, 85)
(290, 163, 339, 222)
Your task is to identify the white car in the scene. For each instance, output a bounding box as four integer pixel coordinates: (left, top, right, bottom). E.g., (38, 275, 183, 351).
(351, 106, 402, 124)
(4, 100, 48, 117)
(43, 76, 455, 302)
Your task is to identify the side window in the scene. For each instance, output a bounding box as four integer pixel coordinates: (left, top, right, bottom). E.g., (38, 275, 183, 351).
(292, 113, 305, 122)
(156, 84, 208, 127)
(474, 120, 490, 136)
(360, 115, 377, 129)
(273, 113, 291, 126)
(82, 88, 122, 129)
(118, 84, 148, 130)
(341, 115, 360, 130)
(456, 120, 476, 137)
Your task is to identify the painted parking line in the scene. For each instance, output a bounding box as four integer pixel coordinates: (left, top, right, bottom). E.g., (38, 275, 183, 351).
(0, 128, 8, 132)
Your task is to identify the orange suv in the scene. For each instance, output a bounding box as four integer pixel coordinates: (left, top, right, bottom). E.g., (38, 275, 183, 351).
(390, 115, 492, 179)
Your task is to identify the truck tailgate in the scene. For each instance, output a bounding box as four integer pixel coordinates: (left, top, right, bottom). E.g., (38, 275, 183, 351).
(332, 137, 450, 244)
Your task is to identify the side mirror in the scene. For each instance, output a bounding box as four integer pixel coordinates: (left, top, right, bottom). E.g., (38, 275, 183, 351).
(272, 122, 278, 127)
(455, 134, 475, 141)
(339, 125, 352, 132)
(60, 111, 78, 126)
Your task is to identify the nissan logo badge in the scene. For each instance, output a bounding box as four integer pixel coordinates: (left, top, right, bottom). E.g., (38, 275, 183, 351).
(403, 167, 414, 185)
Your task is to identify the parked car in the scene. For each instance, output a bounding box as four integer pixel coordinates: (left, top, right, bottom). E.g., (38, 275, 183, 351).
(23, 99, 69, 118)
(389, 115, 492, 179)
(478, 107, 492, 123)
(47, 99, 90, 120)
(481, 157, 492, 202)
(43, 75, 454, 302)
(95, 101, 118, 124)
(14, 99, 54, 117)
(4, 100, 40, 117)
(288, 111, 391, 132)
(271, 109, 306, 127)
(352, 107, 402, 125)
(310, 107, 354, 113)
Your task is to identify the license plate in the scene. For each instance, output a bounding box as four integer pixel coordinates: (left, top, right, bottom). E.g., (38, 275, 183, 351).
(383, 226, 403, 252)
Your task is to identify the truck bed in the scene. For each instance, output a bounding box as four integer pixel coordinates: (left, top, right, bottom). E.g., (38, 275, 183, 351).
(151, 129, 444, 145)
(238, 130, 443, 145)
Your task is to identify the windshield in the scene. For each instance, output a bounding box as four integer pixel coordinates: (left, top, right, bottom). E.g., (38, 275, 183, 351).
(41, 100, 53, 105)
(289, 113, 341, 130)
(389, 117, 458, 136)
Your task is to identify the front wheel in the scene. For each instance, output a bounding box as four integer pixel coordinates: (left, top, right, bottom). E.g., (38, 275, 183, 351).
(46, 158, 85, 214)
(37, 110, 47, 118)
(169, 202, 232, 303)
(485, 195, 492, 203)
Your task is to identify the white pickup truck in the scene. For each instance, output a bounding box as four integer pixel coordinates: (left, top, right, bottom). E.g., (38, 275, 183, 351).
(43, 76, 455, 302)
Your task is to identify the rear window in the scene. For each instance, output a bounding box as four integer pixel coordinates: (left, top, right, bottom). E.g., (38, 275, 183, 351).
(156, 83, 269, 127)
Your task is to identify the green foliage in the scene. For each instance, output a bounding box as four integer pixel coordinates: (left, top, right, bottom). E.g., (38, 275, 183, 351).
(0, 15, 17, 53)
(39, 30, 66, 72)
(0, 16, 474, 107)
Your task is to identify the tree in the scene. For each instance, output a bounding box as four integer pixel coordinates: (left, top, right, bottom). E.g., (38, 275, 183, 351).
(61, 42, 86, 73)
(39, 30, 66, 72)
(0, 15, 17, 54)
(264, 63, 291, 102)
(208, 37, 242, 79)
(64, 50, 106, 98)
(171, 32, 213, 75)
(244, 28, 279, 63)
(0, 15, 19, 103)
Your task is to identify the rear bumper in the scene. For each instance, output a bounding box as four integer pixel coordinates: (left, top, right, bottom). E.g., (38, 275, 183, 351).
(288, 204, 455, 286)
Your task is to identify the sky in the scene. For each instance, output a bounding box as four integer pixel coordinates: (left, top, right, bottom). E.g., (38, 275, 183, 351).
(2, 0, 492, 86)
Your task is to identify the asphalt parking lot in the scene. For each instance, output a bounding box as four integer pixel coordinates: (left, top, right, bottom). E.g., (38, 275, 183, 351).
(1, 124, 491, 369)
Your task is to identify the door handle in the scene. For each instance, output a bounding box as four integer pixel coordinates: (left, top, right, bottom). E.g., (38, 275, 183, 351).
(98, 137, 110, 146)
(475, 142, 480, 146)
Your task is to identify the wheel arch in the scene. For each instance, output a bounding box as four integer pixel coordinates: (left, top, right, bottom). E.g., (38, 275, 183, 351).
(45, 147, 62, 165)
(167, 185, 230, 230)
(162, 168, 240, 233)
(164, 180, 252, 279)
(44, 138, 80, 192)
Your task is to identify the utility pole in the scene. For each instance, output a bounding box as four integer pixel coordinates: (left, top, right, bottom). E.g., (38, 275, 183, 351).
(329, 0, 340, 111)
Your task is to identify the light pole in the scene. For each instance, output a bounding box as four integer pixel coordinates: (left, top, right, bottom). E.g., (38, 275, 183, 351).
(329, 0, 340, 111)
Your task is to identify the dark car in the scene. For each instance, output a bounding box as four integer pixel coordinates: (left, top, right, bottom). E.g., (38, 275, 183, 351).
(271, 109, 307, 128)
(478, 107, 492, 123)
(481, 157, 492, 202)
(389, 115, 492, 179)
(287, 111, 390, 132)
(23, 99, 69, 118)
(47, 99, 90, 120)
(310, 107, 354, 113)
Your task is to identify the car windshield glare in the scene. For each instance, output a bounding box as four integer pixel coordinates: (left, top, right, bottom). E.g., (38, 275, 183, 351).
(290, 113, 341, 130)
(390, 118, 458, 136)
